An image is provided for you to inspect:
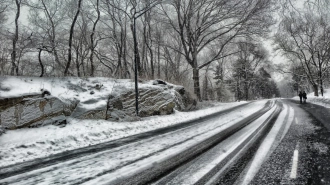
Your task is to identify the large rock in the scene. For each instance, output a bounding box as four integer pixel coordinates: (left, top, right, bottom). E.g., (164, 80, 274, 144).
(0, 95, 77, 129)
(107, 86, 177, 120)
(138, 88, 176, 117)
(0, 79, 197, 127)
(173, 86, 197, 111)
(70, 97, 108, 120)
(152, 80, 197, 111)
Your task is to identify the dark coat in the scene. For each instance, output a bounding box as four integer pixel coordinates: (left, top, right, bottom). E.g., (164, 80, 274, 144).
(302, 92, 307, 99)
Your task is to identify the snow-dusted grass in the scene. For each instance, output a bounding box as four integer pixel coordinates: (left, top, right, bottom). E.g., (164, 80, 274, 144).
(293, 88, 330, 108)
(0, 97, 247, 167)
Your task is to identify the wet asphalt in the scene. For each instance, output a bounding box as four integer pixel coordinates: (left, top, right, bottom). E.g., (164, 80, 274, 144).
(246, 99, 330, 185)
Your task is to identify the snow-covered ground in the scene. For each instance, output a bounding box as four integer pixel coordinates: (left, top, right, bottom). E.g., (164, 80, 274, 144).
(0, 100, 271, 185)
(293, 89, 330, 108)
(0, 76, 253, 167)
(2, 75, 329, 175)
(0, 96, 247, 168)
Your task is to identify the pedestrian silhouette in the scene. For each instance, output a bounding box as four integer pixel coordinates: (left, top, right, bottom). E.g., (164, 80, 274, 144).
(302, 91, 307, 103)
(299, 91, 303, 104)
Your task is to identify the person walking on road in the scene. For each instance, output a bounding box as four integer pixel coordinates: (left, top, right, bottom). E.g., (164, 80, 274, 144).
(302, 91, 307, 103)
(299, 91, 303, 104)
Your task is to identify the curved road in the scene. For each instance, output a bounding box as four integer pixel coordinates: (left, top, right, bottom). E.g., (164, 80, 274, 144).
(1, 99, 329, 185)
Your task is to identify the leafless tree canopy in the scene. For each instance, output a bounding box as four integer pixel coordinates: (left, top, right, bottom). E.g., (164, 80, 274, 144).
(275, 0, 330, 96)
(0, 0, 278, 101)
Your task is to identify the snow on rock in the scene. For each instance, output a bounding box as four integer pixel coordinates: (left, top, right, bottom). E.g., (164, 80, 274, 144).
(0, 76, 197, 128)
(0, 94, 77, 129)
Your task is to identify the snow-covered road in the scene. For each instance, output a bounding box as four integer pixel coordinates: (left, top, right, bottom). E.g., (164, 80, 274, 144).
(0, 100, 277, 184)
(0, 101, 248, 168)
(153, 105, 279, 185)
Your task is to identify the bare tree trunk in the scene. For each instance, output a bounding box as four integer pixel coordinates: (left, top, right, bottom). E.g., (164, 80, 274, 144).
(131, 17, 140, 115)
(131, 19, 142, 77)
(141, 22, 147, 78)
(146, 29, 154, 79)
(89, 0, 100, 77)
(40, 0, 63, 72)
(202, 75, 208, 101)
(149, 45, 154, 79)
(38, 49, 44, 77)
(64, 0, 82, 76)
(245, 66, 249, 101)
(157, 40, 160, 78)
(75, 46, 80, 77)
(245, 80, 249, 100)
(11, 0, 21, 76)
(319, 67, 324, 96)
(237, 76, 241, 102)
(314, 84, 319, 96)
(193, 68, 201, 101)
(123, 29, 129, 78)
(123, 15, 129, 78)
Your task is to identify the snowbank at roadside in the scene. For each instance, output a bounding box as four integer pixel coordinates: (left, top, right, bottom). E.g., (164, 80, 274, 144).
(293, 89, 330, 108)
(0, 98, 248, 167)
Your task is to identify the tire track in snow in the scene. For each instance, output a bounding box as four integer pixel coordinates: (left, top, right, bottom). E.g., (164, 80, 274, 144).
(0, 103, 252, 180)
(236, 102, 295, 185)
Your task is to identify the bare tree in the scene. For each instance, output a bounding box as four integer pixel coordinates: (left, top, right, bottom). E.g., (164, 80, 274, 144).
(102, 0, 131, 78)
(235, 42, 268, 100)
(11, 0, 22, 75)
(89, 0, 100, 76)
(162, 0, 274, 100)
(73, 12, 90, 77)
(0, 1, 8, 26)
(64, 0, 83, 76)
(275, 4, 330, 96)
(27, 0, 68, 76)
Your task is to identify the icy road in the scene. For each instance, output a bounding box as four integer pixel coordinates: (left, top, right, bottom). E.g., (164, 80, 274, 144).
(1, 99, 330, 184)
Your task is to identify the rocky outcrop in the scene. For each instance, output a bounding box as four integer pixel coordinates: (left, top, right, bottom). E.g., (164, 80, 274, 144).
(0, 79, 197, 129)
(173, 86, 197, 111)
(107, 87, 176, 121)
(0, 95, 77, 129)
(106, 82, 196, 121)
